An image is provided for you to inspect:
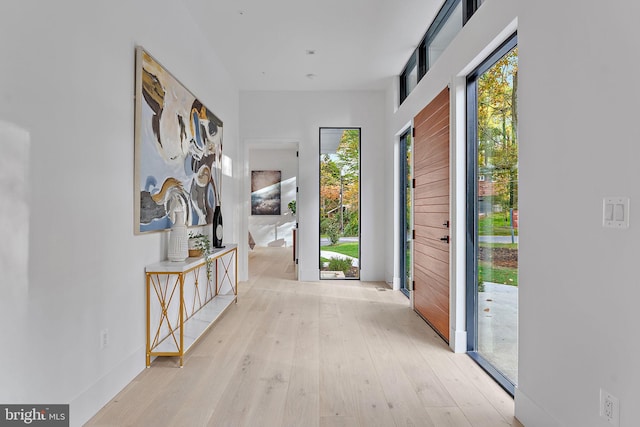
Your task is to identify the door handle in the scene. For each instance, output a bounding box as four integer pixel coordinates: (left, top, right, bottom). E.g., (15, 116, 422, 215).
(440, 236, 450, 243)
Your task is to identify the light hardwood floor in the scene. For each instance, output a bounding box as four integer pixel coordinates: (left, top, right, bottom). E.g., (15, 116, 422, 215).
(87, 247, 524, 427)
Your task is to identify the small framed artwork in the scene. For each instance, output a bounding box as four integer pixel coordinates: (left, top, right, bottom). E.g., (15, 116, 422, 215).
(251, 170, 281, 215)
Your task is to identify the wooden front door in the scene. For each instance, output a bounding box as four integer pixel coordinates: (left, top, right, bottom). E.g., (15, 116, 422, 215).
(413, 87, 450, 341)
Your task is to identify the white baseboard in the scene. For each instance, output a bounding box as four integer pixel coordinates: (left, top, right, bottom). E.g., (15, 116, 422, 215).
(298, 268, 319, 282)
(515, 387, 561, 427)
(69, 348, 145, 427)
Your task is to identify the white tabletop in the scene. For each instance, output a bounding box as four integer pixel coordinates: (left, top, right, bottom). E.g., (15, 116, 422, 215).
(146, 243, 237, 273)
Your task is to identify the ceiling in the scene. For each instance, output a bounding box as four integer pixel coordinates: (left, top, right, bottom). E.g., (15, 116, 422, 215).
(183, 0, 444, 91)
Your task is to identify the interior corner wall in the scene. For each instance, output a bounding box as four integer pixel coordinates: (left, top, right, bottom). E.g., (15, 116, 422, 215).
(240, 91, 386, 282)
(248, 148, 298, 248)
(0, 1, 240, 425)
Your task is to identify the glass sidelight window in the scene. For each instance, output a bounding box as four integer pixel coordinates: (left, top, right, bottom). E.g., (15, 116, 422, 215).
(319, 128, 360, 280)
(400, 129, 413, 296)
(467, 34, 518, 393)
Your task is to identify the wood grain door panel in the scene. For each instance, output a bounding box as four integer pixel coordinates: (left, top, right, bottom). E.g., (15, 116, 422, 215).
(413, 87, 450, 342)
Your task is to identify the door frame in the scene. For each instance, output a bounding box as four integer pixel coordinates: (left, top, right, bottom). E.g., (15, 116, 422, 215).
(243, 139, 300, 282)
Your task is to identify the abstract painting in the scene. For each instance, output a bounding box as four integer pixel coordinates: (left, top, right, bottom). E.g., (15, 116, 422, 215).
(251, 170, 281, 215)
(134, 47, 223, 233)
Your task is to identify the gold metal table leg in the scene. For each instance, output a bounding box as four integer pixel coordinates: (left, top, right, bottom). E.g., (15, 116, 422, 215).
(146, 273, 151, 367)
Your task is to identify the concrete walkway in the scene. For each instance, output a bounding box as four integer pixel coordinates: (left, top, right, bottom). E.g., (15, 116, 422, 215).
(320, 250, 359, 267)
(320, 236, 359, 246)
(479, 235, 519, 244)
(478, 282, 518, 382)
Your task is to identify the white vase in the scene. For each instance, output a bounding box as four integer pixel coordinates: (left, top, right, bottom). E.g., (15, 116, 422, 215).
(168, 210, 188, 262)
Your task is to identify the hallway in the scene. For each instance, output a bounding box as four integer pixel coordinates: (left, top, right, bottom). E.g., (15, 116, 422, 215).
(87, 247, 521, 426)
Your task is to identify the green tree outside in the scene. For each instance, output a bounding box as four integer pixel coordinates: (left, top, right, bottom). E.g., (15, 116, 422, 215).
(478, 47, 518, 214)
(320, 129, 360, 241)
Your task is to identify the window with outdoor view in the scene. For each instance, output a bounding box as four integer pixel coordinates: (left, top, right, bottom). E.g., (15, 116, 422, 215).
(467, 35, 518, 393)
(319, 128, 360, 280)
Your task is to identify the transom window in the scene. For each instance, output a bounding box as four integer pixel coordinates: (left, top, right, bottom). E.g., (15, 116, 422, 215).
(399, 0, 483, 104)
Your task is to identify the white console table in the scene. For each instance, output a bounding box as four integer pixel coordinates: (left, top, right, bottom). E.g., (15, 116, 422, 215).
(145, 244, 237, 367)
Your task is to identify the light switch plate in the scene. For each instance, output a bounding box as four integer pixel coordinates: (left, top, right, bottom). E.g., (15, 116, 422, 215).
(603, 197, 629, 228)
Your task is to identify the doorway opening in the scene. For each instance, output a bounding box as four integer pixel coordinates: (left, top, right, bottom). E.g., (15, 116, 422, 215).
(247, 143, 299, 280)
(319, 128, 360, 280)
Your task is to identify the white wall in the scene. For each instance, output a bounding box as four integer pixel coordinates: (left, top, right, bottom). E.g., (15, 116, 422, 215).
(0, 1, 240, 425)
(515, 0, 640, 426)
(0, 121, 30, 402)
(240, 91, 386, 282)
(249, 148, 298, 247)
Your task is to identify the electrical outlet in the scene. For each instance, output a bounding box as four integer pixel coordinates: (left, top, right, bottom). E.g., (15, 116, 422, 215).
(600, 388, 619, 426)
(100, 329, 109, 349)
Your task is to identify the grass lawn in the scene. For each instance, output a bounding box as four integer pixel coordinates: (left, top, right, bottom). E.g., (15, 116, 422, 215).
(321, 242, 359, 259)
(478, 263, 518, 286)
(478, 212, 518, 236)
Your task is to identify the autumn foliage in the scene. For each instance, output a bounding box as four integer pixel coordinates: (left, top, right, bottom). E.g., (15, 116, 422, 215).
(320, 129, 360, 240)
